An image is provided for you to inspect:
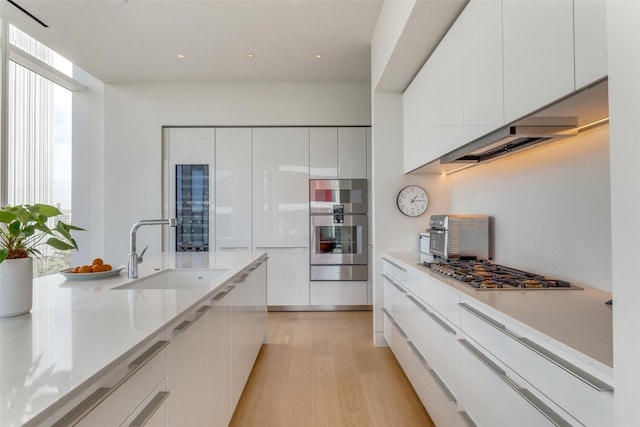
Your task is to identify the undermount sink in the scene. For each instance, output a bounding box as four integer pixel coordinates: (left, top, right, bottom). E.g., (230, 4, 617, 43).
(113, 268, 229, 290)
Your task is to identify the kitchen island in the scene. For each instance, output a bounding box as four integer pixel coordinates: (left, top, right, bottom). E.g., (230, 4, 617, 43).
(0, 250, 267, 427)
(382, 252, 613, 427)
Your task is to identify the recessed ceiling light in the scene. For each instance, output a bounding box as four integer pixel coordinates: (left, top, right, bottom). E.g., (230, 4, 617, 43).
(177, 54, 187, 59)
(247, 53, 256, 59)
(314, 54, 323, 59)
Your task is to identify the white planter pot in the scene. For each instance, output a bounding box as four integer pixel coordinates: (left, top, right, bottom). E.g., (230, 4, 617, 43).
(0, 258, 33, 317)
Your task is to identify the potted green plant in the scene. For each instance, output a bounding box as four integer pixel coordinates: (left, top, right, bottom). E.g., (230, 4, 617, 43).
(0, 203, 84, 317)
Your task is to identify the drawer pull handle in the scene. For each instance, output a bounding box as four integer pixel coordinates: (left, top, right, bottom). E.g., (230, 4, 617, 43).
(382, 273, 406, 294)
(459, 339, 572, 427)
(459, 303, 613, 392)
(218, 246, 249, 249)
(52, 340, 169, 426)
(211, 289, 229, 302)
(383, 258, 407, 272)
(407, 340, 428, 366)
(129, 391, 170, 427)
(173, 305, 211, 333)
(382, 307, 394, 323)
(517, 337, 613, 392)
(393, 319, 407, 339)
(428, 367, 457, 403)
(407, 294, 456, 335)
(458, 411, 478, 427)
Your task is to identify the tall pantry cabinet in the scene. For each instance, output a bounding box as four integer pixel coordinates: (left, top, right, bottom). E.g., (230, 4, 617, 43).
(252, 127, 310, 306)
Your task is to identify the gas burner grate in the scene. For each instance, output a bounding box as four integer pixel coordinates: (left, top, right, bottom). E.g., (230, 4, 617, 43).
(423, 259, 578, 291)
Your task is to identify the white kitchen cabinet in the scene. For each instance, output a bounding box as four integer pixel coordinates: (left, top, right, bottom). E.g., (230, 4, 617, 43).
(51, 336, 168, 427)
(166, 302, 210, 426)
(252, 127, 309, 306)
(310, 127, 338, 178)
(461, 0, 504, 143)
(215, 128, 252, 252)
(252, 127, 309, 248)
(164, 127, 215, 252)
(228, 271, 249, 408)
(207, 285, 233, 426)
(459, 336, 577, 427)
(402, 75, 427, 173)
(430, 18, 464, 158)
(337, 127, 367, 179)
(459, 300, 614, 426)
(574, 0, 607, 89)
(309, 281, 368, 306)
(262, 247, 309, 306)
(502, 0, 575, 123)
(310, 127, 368, 179)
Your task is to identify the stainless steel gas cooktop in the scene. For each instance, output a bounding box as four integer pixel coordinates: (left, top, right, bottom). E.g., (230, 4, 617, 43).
(424, 259, 583, 291)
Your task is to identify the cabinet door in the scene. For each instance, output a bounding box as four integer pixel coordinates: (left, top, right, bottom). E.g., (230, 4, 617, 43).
(337, 127, 367, 179)
(215, 128, 252, 251)
(461, 0, 504, 143)
(207, 287, 233, 426)
(252, 127, 309, 248)
(402, 76, 423, 173)
(460, 337, 576, 427)
(228, 276, 250, 408)
(430, 19, 463, 158)
(574, 0, 607, 89)
(310, 127, 338, 178)
(164, 127, 215, 253)
(166, 305, 210, 426)
(263, 247, 309, 306)
(502, 0, 575, 123)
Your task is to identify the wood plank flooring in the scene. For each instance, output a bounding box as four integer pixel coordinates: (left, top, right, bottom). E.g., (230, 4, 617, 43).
(229, 311, 435, 427)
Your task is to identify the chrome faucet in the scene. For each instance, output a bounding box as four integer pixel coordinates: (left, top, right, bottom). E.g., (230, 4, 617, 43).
(128, 218, 177, 278)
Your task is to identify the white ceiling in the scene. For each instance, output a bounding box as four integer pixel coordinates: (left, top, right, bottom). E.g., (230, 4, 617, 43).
(5, 0, 384, 84)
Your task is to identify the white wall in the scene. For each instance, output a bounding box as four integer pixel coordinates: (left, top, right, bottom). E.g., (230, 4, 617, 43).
(370, 91, 449, 345)
(607, 1, 640, 424)
(448, 125, 611, 291)
(98, 82, 371, 265)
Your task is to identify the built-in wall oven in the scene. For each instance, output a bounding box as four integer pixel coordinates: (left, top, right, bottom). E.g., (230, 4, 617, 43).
(310, 179, 368, 281)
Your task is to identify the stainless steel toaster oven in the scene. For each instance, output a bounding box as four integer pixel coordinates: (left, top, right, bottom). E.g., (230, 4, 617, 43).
(429, 214, 490, 260)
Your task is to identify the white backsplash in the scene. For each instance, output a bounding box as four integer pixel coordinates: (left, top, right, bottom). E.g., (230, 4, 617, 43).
(448, 124, 611, 291)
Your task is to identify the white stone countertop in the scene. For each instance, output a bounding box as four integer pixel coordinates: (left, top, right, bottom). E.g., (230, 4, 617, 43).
(0, 251, 266, 427)
(384, 252, 613, 378)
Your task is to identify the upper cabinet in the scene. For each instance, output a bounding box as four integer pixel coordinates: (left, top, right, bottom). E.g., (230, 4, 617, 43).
(215, 128, 252, 251)
(310, 127, 368, 179)
(502, 0, 575, 123)
(251, 127, 310, 248)
(461, 0, 504, 143)
(403, 0, 607, 173)
(574, 0, 607, 89)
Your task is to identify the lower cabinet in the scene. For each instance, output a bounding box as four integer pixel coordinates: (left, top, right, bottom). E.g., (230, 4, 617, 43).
(49, 335, 169, 427)
(168, 255, 268, 426)
(381, 255, 614, 427)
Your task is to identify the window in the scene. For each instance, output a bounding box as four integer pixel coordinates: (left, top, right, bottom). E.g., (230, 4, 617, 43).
(5, 25, 75, 277)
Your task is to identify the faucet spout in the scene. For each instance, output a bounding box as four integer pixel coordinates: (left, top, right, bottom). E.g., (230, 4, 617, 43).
(128, 218, 177, 279)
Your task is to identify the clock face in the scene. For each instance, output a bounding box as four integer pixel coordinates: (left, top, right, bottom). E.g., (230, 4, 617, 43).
(397, 185, 429, 217)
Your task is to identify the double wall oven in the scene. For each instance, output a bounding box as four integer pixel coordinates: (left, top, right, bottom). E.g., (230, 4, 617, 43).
(310, 179, 368, 281)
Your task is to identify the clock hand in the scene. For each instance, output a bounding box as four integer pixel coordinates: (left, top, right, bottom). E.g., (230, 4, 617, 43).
(410, 195, 417, 203)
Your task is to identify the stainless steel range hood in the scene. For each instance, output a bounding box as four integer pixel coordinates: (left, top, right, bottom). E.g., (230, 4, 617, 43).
(440, 117, 578, 164)
(437, 79, 609, 167)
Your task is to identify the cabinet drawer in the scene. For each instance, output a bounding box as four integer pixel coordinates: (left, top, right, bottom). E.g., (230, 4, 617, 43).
(460, 337, 576, 427)
(56, 339, 168, 427)
(405, 293, 460, 398)
(417, 274, 461, 327)
(390, 320, 464, 427)
(460, 302, 613, 426)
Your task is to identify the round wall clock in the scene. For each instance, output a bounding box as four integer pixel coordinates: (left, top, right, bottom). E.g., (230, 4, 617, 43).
(396, 185, 429, 217)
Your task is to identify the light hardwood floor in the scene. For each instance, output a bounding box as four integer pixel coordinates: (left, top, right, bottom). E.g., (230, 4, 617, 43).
(229, 311, 435, 427)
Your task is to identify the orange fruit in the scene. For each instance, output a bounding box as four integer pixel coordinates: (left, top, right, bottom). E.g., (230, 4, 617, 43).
(102, 264, 112, 271)
(91, 264, 104, 272)
(79, 265, 92, 273)
(92, 258, 104, 266)
(72, 266, 80, 273)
